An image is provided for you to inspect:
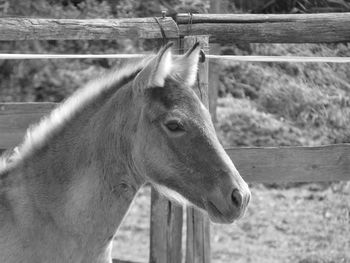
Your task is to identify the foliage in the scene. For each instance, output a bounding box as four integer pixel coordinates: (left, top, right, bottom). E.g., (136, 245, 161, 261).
(233, 0, 350, 13)
(216, 97, 307, 147)
(0, 0, 138, 102)
(217, 43, 350, 146)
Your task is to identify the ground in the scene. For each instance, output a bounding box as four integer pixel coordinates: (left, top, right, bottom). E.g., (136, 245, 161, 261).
(112, 182, 349, 263)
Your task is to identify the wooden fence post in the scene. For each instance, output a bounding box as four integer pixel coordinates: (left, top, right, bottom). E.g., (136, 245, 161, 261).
(184, 35, 211, 263)
(208, 0, 227, 123)
(149, 39, 183, 263)
(149, 187, 183, 263)
(208, 46, 219, 123)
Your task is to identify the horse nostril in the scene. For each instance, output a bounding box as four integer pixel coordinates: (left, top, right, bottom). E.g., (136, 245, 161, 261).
(231, 189, 243, 208)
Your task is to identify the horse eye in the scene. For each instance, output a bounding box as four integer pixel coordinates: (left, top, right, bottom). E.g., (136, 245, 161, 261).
(165, 121, 183, 132)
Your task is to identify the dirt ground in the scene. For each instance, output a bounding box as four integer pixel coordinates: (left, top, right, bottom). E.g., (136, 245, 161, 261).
(112, 183, 350, 263)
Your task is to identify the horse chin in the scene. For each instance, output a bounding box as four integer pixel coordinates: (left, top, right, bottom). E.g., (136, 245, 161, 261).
(153, 183, 240, 224)
(205, 201, 237, 224)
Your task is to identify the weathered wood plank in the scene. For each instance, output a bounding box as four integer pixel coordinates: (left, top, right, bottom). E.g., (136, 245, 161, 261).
(208, 45, 219, 123)
(186, 208, 211, 263)
(0, 102, 56, 149)
(2, 13, 349, 43)
(0, 17, 179, 40)
(176, 13, 350, 43)
(112, 259, 142, 263)
(207, 0, 224, 123)
(149, 188, 183, 263)
(227, 145, 350, 183)
(184, 36, 211, 263)
(177, 12, 350, 23)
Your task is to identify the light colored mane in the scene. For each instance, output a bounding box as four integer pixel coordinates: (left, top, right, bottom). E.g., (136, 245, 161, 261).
(0, 57, 150, 173)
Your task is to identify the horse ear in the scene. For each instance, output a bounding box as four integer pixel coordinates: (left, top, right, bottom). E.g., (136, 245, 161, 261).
(133, 43, 173, 92)
(173, 42, 201, 87)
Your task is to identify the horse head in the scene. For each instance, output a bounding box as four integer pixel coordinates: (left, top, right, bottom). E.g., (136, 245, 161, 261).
(131, 43, 251, 223)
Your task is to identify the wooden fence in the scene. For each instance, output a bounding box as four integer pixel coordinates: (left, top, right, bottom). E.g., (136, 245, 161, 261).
(0, 13, 350, 263)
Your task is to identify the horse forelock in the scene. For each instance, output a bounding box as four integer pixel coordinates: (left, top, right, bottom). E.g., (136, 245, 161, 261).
(0, 57, 151, 172)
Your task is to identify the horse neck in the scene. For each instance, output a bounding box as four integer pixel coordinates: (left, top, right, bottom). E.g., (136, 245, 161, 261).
(17, 83, 144, 246)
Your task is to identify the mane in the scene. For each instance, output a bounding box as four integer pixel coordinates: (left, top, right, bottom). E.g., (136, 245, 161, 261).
(0, 57, 151, 173)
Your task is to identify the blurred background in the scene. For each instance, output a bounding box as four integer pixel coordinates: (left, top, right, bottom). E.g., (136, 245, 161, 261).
(0, 0, 349, 262)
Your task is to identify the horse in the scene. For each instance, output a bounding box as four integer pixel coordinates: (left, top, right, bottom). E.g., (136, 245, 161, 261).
(0, 43, 251, 263)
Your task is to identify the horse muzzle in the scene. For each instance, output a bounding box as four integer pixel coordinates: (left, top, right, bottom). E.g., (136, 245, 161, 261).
(205, 185, 251, 224)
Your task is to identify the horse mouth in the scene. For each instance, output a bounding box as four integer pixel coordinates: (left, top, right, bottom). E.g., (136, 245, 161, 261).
(205, 200, 236, 224)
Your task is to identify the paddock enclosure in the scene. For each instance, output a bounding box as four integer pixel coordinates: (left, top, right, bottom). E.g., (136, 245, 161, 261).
(0, 12, 350, 263)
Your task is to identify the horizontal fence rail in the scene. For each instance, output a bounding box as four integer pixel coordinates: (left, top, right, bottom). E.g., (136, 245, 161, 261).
(228, 145, 350, 183)
(112, 259, 142, 263)
(0, 13, 350, 43)
(1, 103, 349, 183)
(0, 17, 179, 40)
(176, 13, 350, 43)
(208, 55, 350, 63)
(0, 54, 147, 59)
(1, 53, 350, 63)
(0, 103, 55, 149)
